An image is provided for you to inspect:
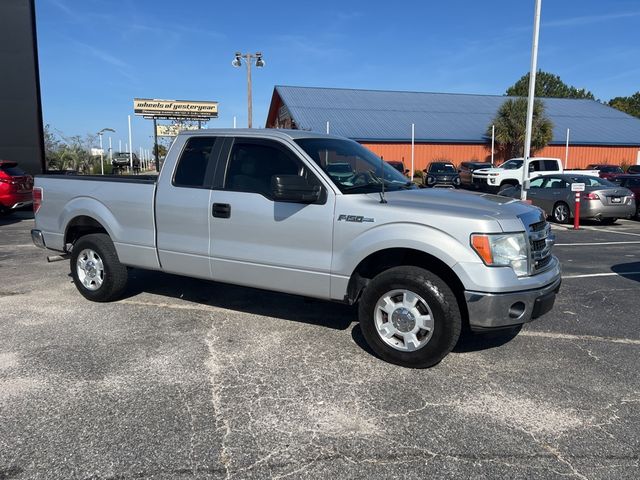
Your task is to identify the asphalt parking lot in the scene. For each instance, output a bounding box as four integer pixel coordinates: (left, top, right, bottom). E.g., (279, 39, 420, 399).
(1, 211, 639, 479)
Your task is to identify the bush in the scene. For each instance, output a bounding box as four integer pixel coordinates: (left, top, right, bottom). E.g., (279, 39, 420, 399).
(90, 162, 114, 175)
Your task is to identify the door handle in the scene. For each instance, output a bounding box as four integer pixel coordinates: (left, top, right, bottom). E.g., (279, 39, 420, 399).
(212, 203, 231, 218)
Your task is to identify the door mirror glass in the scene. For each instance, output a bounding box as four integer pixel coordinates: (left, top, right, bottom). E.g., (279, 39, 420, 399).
(271, 175, 321, 203)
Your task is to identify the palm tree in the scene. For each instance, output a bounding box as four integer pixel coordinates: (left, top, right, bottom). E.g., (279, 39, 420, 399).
(488, 98, 553, 160)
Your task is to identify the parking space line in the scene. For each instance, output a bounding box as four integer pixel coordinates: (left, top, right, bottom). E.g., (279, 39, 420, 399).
(520, 330, 640, 346)
(563, 271, 640, 279)
(550, 224, 640, 237)
(555, 241, 640, 246)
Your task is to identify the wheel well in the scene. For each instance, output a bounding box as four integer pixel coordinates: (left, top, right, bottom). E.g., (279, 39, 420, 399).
(500, 179, 518, 187)
(65, 216, 108, 249)
(346, 248, 468, 323)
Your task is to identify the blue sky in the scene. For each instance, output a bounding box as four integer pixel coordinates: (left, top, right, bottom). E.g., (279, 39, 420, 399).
(37, 0, 640, 151)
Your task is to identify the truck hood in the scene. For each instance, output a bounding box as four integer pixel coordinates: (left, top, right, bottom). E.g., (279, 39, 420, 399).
(473, 167, 507, 175)
(364, 188, 542, 232)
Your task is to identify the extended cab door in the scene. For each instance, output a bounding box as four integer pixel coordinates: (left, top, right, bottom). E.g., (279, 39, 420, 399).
(155, 135, 223, 279)
(208, 137, 335, 299)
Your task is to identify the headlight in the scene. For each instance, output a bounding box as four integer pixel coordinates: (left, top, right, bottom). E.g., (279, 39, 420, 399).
(471, 233, 529, 277)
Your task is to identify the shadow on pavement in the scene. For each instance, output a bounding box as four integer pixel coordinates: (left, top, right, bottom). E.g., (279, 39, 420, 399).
(0, 209, 34, 226)
(611, 262, 640, 282)
(123, 268, 356, 331)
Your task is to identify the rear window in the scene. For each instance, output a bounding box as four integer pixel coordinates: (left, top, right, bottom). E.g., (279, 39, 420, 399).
(173, 137, 217, 187)
(600, 166, 623, 173)
(0, 164, 26, 176)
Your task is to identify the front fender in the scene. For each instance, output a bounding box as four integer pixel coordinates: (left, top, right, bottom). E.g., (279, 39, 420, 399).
(329, 222, 482, 299)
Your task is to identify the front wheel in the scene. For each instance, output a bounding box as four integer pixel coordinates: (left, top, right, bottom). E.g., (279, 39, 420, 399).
(358, 266, 461, 368)
(70, 233, 128, 302)
(552, 202, 571, 224)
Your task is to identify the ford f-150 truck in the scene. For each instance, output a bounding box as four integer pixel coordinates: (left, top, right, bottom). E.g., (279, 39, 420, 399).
(472, 157, 599, 193)
(31, 129, 561, 368)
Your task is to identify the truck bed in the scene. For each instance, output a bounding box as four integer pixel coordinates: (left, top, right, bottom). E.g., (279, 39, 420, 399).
(34, 174, 160, 270)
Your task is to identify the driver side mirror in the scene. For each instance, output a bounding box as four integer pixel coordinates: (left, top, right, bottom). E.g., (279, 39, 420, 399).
(271, 175, 321, 204)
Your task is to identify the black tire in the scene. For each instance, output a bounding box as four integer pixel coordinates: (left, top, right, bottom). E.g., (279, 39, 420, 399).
(358, 266, 461, 368)
(552, 202, 571, 224)
(70, 233, 128, 302)
(599, 217, 617, 225)
(498, 182, 517, 194)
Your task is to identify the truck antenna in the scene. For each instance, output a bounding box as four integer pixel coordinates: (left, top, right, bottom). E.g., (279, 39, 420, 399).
(379, 155, 387, 204)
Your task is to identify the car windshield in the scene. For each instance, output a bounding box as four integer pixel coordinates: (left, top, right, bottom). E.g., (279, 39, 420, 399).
(501, 160, 523, 170)
(295, 138, 415, 193)
(428, 163, 456, 173)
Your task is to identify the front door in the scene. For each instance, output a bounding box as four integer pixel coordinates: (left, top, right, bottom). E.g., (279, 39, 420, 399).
(209, 138, 335, 299)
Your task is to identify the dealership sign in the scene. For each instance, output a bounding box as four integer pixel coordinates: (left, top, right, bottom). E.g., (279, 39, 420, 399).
(133, 98, 218, 119)
(156, 124, 200, 137)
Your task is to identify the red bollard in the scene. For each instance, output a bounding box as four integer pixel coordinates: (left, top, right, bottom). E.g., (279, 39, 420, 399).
(573, 192, 581, 230)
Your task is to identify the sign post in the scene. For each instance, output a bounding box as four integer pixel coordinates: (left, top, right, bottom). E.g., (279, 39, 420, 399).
(571, 182, 585, 230)
(133, 98, 218, 173)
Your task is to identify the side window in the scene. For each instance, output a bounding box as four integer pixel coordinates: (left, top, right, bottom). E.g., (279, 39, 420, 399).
(529, 177, 545, 188)
(225, 141, 313, 198)
(544, 177, 566, 189)
(530, 160, 543, 172)
(543, 160, 560, 171)
(173, 137, 217, 188)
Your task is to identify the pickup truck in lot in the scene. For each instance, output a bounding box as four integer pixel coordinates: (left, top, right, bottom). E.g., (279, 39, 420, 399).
(472, 157, 599, 193)
(31, 129, 561, 368)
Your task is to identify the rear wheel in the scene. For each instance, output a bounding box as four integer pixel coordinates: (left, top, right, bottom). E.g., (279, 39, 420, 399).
(552, 202, 570, 224)
(358, 266, 461, 368)
(70, 233, 128, 302)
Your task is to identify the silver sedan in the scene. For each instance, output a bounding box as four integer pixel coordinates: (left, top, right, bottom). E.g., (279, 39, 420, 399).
(500, 174, 636, 224)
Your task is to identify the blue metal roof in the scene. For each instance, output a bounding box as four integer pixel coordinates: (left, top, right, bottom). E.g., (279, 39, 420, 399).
(273, 86, 640, 146)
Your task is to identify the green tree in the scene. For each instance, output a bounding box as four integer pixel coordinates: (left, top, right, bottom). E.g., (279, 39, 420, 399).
(488, 98, 554, 159)
(43, 124, 63, 170)
(608, 92, 640, 118)
(506, 71, 595, 99)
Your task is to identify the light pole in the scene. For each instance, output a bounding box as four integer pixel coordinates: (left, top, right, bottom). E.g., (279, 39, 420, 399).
(97, 128, 115, 175)
(232, 52, 265, 128)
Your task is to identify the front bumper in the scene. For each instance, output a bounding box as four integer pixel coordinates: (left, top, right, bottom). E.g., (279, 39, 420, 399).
(465, 276, 561, 331)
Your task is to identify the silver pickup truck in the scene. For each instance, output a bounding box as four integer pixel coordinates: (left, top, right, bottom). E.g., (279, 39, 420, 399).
(31, 129, 561, 368)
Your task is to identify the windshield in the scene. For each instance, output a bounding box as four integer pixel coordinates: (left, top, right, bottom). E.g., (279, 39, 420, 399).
(295, 138, 415, 193)
(501, 160, 523, 170)
(428, 163, 456, 173)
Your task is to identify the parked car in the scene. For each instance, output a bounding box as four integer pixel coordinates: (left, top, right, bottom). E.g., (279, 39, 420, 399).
(112, 152, 140, 173)
(626, 165, 640, 175)
(499, 174, 635, 224)
(586, 164, 624, 180)
(386, 160, 407, 175)
(473, 158, 599, 193)
(423, 162, 461, 188)
(611, 175, 640, 218)
(457, 161, 492, 188)
(0, 160, 33, 215)
(31, 129, 560, 368)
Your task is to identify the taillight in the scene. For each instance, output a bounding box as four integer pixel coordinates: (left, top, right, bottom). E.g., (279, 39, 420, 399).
(33, 187, 42, 213)
(583, 192, 600, 200)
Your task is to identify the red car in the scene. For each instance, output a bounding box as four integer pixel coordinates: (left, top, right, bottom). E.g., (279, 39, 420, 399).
(0, 160, 34, 215)
(586, 163, 624, 180)
(611, 175, 640, 218)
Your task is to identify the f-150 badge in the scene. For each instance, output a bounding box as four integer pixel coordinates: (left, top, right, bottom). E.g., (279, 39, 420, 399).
(337, 215, 374, 223)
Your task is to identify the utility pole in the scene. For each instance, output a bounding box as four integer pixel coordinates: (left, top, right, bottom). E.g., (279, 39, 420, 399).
(232, 52, 265, 128)
(521, 0, 542, 201)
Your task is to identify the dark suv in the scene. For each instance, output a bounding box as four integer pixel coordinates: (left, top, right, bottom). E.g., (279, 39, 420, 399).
(458, 161, 493, 188)
(112, 152, 140, 173)
(423, 162, 461, 188)
(626, 165, 640, 175)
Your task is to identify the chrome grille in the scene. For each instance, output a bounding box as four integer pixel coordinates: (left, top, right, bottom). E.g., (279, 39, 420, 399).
(527, 220, 554, 274)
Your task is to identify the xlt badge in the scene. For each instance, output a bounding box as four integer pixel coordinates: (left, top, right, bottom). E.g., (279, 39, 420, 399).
(337, 214, 374, 223)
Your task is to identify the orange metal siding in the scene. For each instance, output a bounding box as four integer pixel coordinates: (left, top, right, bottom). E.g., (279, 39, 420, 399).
(361, 142, 640, 171)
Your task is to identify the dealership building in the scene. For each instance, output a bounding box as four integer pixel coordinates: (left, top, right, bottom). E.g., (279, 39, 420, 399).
(266, 86, 640, 171)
